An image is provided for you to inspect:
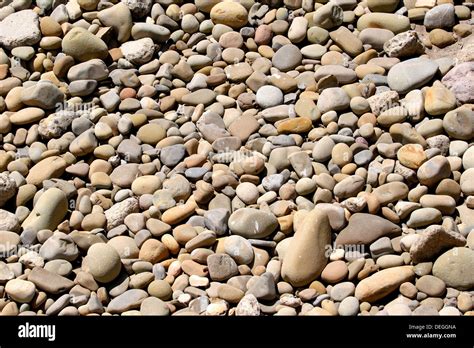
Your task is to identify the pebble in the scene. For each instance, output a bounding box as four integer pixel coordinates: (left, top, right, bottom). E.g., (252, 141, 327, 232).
(256, 86, 283, 109)
(282, 210, 331, 287)
(0, 0, 470, 318)
(62, 27, 108, 62)
(355, 266, 415, 302)
(272, 44, 302, 72)
(84, 244, 122, 283)
(228, 208, 278, 239)
(335, 213, 401, 246)
(387, 58, 439, 94)
(433, 248, 474, 290)
(5, 279, 36, 303)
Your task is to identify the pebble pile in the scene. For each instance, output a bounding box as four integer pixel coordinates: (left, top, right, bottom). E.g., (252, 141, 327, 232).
(0, 0, 473, 316)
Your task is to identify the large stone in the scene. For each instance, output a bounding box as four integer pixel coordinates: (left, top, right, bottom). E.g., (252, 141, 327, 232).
(432, 247, 474, 290)
(39, 232, 79, 262)
(335, 213, 401, 246)
(281, 209, 331, 287)
(442, 107, 474, 141)
(228, 208, 278, 239)
(107, 289, 148, 314)
(22, 188, 68, 232)
(210, 2, 248, 29)
(441, 62, 474, 104)
(97, 3, 132, 43)
(21, 81, 64, 110)
(83, 243, 122, 283)
(424, 4, 455, 30)
(417, 155, 451, 186)
(26, 156, 68, 186)
(0, 10, 41, 49)
(355, 266, 415, 302)
(5, 279, 36, 303)
(387, 58, 439, 94)
(62, 27, 108, 62)
(67, 59, 109, 81)
(313, 2, 343, 29)
(27, 267, 74, 294)
(357, 13, 410, 34)
(272, 44, 302, 72)
(317, 87, 350, 113)
(207, 253, 239, 281)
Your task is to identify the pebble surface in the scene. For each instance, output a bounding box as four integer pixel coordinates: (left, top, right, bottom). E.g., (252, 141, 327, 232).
(0, 0, 472, 317)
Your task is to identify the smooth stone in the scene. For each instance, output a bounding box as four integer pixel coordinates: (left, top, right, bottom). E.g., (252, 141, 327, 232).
(22, 188, 68, 232)
(387, 58, 439, 94)
(224, 235, 254, 265)
(416, 275, 446, 297)
(357, 13, 410, 34)
(417, 155, 451, 186)
(338, 296, 359, 316)
(281, 209, 331, 287)
(62, 27, 108, 62)
(107, 289, 148, 314)
(140, 297, 169, 316)
(317, 87, 350, 113)
(256, 85, 283, 109)
(84, 243, 122, 283)
(424, 4, 455, 30)
(406, 208, 442, 228)
(355, 266, 415, 302)
(272, 44, 302, 72)
(97, 3, 132, 43)
(210, 2, 248, 29)
(335, 213, 401, 246)
(67, 59, 109, 81)
(207, 253, 239, 281)
(228, 208, 278, 239)
(432, 248, 474, 290)
(27, 266, 74, 294)
(5, 279, 36, 303)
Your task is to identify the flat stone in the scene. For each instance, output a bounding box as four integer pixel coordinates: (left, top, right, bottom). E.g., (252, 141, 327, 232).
(228, 208, 278, 239)
(22, 188, 68, 232)
(27, 266, 74, 294)
(387, 58, 439, 94)
(107, 289, 148, 314)
(424, 4, 455, 30)
(335, 213, 401, 246)
(355, 266, 415, 302)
